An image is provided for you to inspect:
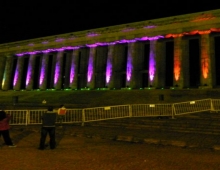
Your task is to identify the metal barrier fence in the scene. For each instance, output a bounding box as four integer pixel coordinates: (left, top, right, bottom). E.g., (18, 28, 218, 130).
(83, 105, 131, 123)
(131, 104, 173, 117)
(5, 98, 220, 126)
(173, 98, 212, 116)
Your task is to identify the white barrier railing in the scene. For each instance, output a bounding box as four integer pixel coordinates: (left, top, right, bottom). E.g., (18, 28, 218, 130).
(131, 104, 173, 117)
(173, 98, 212, 116)
(83, 105, 130, 122)
(5, 98, 220, 126)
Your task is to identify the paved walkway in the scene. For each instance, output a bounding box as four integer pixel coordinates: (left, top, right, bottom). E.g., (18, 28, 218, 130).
(4, 124, 220, 150)
(1, 125, 220, 170)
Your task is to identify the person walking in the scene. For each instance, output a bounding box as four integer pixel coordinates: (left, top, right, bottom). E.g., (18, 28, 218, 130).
(0, 110, 16, 147)
(57, 105, 67, 127)
(39, 106, 57, 150)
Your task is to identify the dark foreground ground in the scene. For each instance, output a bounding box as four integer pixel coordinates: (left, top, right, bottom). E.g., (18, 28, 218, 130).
(1, 125, 220, 170)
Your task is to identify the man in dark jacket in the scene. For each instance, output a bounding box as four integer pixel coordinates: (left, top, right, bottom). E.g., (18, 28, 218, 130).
(39, 106, 57, 150)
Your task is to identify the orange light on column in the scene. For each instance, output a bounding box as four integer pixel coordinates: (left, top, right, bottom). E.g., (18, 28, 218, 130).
(174, 59, 180, 81)
(201, 57, 209, 79)
(198, 30, 211, 34)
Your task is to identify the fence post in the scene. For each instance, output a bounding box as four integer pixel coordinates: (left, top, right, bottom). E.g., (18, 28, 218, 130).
(172, 104, 175, 119)
(26, 110, 30, 126)
(210, 99, 215, 112)
(81, 109, 85, 126)
(129, 105, 132, 117)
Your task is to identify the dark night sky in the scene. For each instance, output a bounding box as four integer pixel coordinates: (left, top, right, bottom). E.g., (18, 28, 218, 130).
(0, 0, 220, 44)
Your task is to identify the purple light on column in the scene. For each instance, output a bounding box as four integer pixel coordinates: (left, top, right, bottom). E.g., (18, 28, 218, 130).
(39, 57, 46, 85)
(26, 65, 31, 86)
(39, 67, 45, 85)
(54, 64, 59, 84)
(86, 44, 98, 48)
(17, 54, 24, 57)
(116, 39, 137, 43)
(15, 35, 164, 56)
(70, 65, 75, 84)
(135, 35, 164, 41)
(126, 53, 132, 81)
(149, 52, 155, 81)
(87, 55, 93, 82)
(13, 69, 18, 86)
(106, 61, 112, 84)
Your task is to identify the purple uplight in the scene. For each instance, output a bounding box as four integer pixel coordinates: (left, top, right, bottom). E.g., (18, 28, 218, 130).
(40, 57, 46, 85)
(126, 52, 132, 81)
(86, 44, 98, 48)
(26, 65, 31, 86)
(87, 55, 94, 82)
(54, 64, 59, 84)
(15, 35, 164, 56)
(70, 65, 75, 84)
(16, 54, 24, 57)
(135, 35, 164, 41)
(149, 52, 155, 81)
(106, 60, 112, 84)
(13, 69, 19, 86)
(116, 39, 137, 43)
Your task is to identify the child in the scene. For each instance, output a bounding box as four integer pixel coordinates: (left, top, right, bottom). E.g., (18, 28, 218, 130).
(57, 105, 67, 127)
(0, 110, 16, 147)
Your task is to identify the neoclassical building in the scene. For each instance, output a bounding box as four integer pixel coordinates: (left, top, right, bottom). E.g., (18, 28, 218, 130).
(1, 9, 220, 91)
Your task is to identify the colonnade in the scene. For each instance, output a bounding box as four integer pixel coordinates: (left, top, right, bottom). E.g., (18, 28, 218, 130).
(0, 32, 219, 91)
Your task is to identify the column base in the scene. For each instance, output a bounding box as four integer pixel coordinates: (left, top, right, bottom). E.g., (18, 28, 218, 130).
(144, 87, 156, 90)
(198, 85, 213, 89)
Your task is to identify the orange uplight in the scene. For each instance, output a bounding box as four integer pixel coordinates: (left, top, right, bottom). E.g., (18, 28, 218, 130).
(165, 34, 183, 38)
(201, 58, 209, 79)
(174, 59, 180, 81)
(198, 30, 211, 34)
(210, 28, 220, 32)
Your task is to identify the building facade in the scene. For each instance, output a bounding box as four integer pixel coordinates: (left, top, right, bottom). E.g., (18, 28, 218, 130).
(1, 9, 220, 91)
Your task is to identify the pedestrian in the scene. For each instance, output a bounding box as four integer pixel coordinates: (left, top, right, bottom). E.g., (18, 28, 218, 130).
(39, 106, 57, 150)
(0, 110, 16, 147)
(57, 104, 67, 127)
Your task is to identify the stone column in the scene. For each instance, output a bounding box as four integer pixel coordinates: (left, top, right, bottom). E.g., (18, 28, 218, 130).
(78, 48, 90, 89)
(69, 50, 79, 89)
(54, 50, 64, 90)
(2, 55, 14, 90)
(199, 33, 214, 88)
(39, 53, 49, 90)
(63, 52, 72, 89)
(106, 45, 114, 89)
(13, 56, 25, 90)
(173, 36, 189, 88)
(112, 44, 127, 89)
(26, 54, 36, 90)
(149, 40, 166, 88)
(127, 42, 145, 89)
(87, 47, 96, 89)
(0, 56, 7, 90)
(95, 46, 108, 88)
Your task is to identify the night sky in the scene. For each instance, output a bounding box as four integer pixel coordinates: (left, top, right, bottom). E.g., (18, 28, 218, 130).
(0, 0, 219, 44)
